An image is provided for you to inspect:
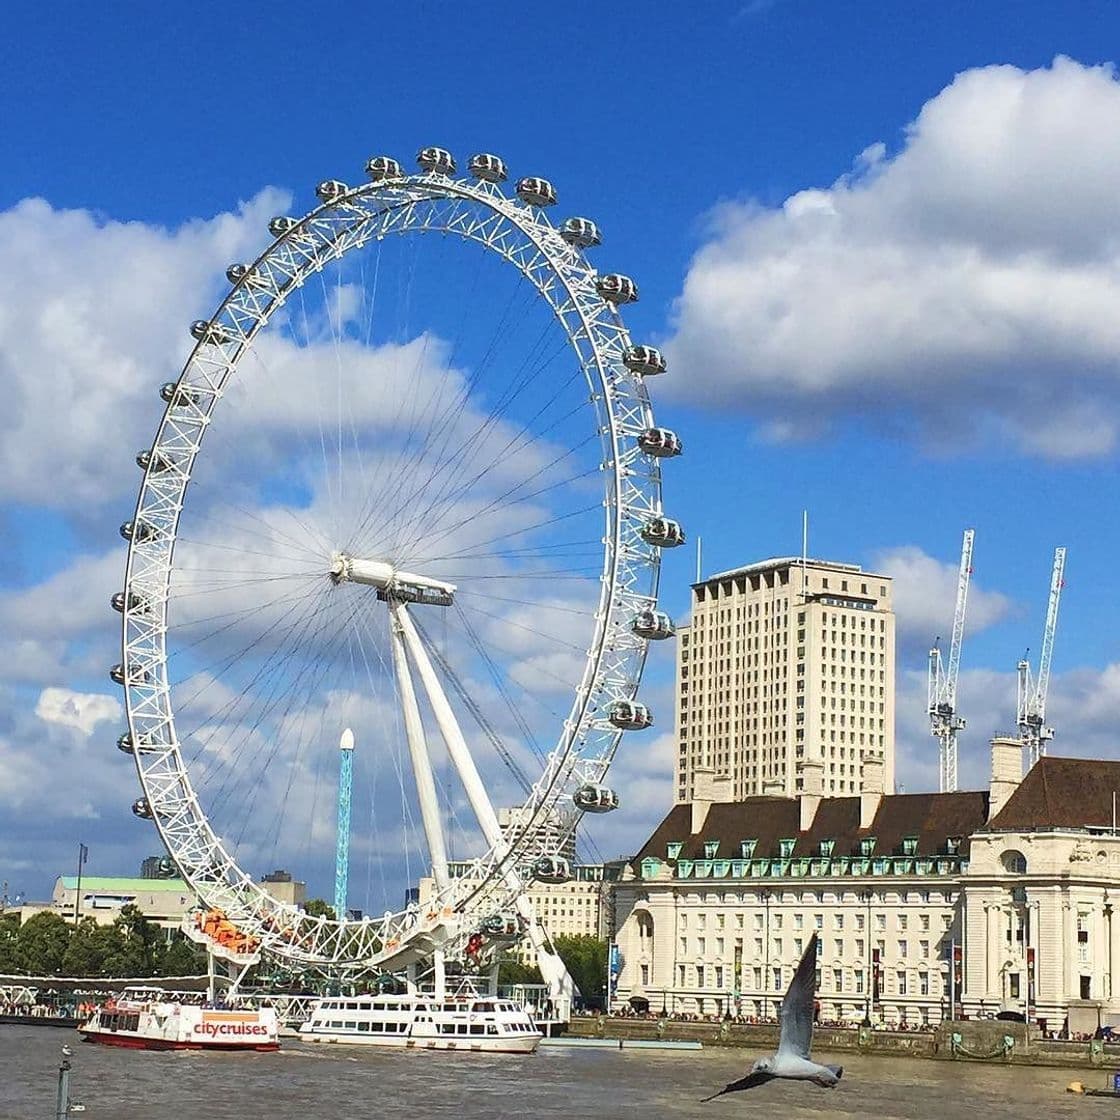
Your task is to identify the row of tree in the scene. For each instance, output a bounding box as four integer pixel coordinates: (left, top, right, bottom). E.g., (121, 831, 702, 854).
(0, 908, 206, 978)
(499, 934, 608, 1009)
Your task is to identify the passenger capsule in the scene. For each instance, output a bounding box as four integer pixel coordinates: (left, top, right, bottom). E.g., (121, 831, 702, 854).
(160, 382, 201, 408)
(136, 449, 172, 474)
(469, 153, 507, 182)
(574, 784, 620, 813)
(268, 216, 299, 237)
(132, 797, 154, 820)
(632, 610, 677, 640)
(641, 516, 686, 548)
(516, 177, 557, 207)
(116, 732, 134, 755)
(637, 427, 683, 458)
(365, 155, 403, 181)
(609, 700, 653, 730)
(110, 663, 150, 687)
(315, 179, 349, 202)
(623, 345, 666, 376)
(189, 320, 232, 345)
(560, 217, 601, 249)
(417, 147, 456, 175)
(480, 913, 523, 942)
(533, 855, 572, 884)
(119, 520, 157, 544)
(110, 591, 148, 615)
(596, 273, 639, 305)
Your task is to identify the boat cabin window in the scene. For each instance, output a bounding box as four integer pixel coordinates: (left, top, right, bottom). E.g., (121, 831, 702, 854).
(473, 1001, 495, 1012)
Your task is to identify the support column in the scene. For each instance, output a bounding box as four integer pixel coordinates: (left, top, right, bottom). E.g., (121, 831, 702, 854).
(389, 605, 450, 894)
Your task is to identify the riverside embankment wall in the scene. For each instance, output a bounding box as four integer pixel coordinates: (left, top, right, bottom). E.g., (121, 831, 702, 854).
(566, 1016, 1120, 1070)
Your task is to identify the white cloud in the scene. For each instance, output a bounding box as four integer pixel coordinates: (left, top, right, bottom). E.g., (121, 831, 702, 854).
(873, 544, 1014, 653)
(666, 57, 1120, 458)
(35, 687, 121, 736)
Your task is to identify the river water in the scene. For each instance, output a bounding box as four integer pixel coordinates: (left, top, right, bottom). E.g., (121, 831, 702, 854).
(1, 1025, 1115, 1120)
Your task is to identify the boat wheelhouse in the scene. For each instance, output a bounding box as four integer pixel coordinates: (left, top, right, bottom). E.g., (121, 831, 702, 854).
(299, 993, 541, 1053)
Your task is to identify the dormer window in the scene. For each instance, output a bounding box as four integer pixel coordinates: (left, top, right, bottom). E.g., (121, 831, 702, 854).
(902, 836, 918, 857)
(667, 842, 683, 860)
(819, 839, 835, 858)
(704, 840, 719, 859)
(779, 838, 796, 859)
(859, 836, 876, 858)
(946, 836, 962, 856)
(740, 839, 757, 859)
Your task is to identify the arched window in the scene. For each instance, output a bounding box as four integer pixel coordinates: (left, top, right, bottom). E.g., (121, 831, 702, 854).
(1001, 849, 1027, 874)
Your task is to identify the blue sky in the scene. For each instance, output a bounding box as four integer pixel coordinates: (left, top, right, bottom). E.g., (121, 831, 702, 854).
(4, 2, 1120, 904)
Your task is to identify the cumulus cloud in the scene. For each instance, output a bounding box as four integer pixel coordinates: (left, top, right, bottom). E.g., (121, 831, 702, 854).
(873, 543, 1014, 654)
(35, 687, 121, 736)
(666, 57, 1120, 458)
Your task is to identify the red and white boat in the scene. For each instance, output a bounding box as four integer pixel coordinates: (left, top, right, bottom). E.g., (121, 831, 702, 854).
(79, 990, 278, 1052)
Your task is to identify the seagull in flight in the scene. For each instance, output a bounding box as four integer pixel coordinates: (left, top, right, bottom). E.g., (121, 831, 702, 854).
(703, 932, 842, 1100)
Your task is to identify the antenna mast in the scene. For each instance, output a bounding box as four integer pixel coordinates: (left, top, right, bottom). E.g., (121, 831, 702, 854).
(1018, 547, 1066, 769)
(928, 529, 974, 792)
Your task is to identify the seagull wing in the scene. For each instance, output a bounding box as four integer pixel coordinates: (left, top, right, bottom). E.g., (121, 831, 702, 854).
(700, 1070, 775, 1101)
(777, 930, 817, 1059)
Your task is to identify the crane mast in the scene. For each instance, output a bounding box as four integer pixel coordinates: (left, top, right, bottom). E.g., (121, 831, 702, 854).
(1018, 547, 1066, 769)
(928, 529, 974, 793)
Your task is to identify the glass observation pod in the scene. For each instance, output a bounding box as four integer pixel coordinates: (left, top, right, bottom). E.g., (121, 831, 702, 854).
(315, 179, 349, 202)
(609, 700, 653, 731)
(631, 610, 676, 640)
(111, 591, 149, 615)
(110, 663, 150, 687)
(160, 382, 200, 408)
(132, 797, 153, 820)
(623, 345, 666, 375)
(227, 263, 277, 291)
(469, 153, 508, 182)
(637, 427, 683, 458)
(573, 784, 620, 813)
(516, 177, 557, 207)
(116, 733, 135, 755)
(268, 215, 299, 238)
(417, 146, 456, 175)
(596, 273, 639, 305)
(533, 855, 572, 884)
(135, 449, 172, 474)
(189, 319, 232, 345)
(119, 519, 156, 544)
(365, 155, 403, 181)
(560, 217, 601, 249)
(480, 914, 523, 942)
(641, 517, 686, 548)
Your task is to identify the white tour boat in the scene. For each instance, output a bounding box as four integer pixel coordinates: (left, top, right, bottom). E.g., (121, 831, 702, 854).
(79, 990, 279, 1052)
(299, 993, 542, 1052)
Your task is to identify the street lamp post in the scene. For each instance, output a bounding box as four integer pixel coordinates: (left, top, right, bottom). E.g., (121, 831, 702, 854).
(72, 844, 87, 926)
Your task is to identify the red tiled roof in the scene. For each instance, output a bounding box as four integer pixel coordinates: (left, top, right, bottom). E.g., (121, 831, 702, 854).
(988, 757, 1120, 830)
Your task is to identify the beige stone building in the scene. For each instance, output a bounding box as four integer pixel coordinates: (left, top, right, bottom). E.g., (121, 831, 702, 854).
(676, 557, 895, 804)
(616, 738, 1120, 1030)
(50, 877, 195, 930)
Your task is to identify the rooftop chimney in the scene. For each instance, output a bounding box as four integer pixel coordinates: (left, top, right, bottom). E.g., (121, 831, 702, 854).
(691, 766, 733, 834)
(799, 757, 824, 830)
(988, 736, 1023, 821)
(860, 752, 885, 829)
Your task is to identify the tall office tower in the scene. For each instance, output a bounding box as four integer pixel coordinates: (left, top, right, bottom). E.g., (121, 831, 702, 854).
(674, 557, 895, 802)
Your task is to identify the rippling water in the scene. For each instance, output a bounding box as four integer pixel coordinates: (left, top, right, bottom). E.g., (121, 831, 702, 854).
(2, 1025, 1114, 1120)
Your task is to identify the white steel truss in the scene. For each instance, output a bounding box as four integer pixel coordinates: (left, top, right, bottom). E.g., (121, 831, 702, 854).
(117, 159, 678, 973)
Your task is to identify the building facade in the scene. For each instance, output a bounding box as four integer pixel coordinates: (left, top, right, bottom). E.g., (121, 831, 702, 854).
(51, 877, 195, 930)
(616, 739, 1120, 1030)
(675, 557, 895, 804)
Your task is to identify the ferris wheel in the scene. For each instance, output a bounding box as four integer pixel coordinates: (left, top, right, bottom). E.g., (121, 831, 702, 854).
(113, 146, 683, 981)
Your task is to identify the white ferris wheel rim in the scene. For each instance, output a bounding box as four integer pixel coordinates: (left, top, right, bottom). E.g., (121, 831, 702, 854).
(117, 156, 677, 972)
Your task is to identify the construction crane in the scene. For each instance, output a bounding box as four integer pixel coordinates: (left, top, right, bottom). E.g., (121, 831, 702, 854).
(1018, 547, 1067, 769)
(928, 529, 975, 793)
(334, 727, 355, 920)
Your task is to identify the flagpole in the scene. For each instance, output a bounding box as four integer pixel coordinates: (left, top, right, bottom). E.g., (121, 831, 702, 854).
(73, 844, 87, 925)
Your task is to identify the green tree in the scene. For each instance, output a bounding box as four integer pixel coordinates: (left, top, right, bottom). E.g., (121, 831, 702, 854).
(99, 905, 162, 977)
(552, 935, 607, 1009)
(0, 912, 20, 973)
(304, 899, 336, 920)
(15, 912, 71, 975)
(160, 936, 207, 977)
(60, 917, 113, 975)
(497, 955, 543, 987)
